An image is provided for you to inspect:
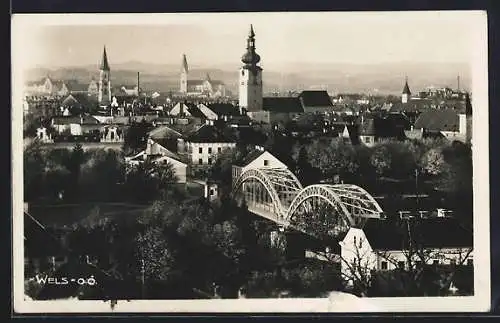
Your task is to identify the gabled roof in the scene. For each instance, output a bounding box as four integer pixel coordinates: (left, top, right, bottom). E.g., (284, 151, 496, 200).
(186, 103, 207, 119)
(148, 125, 184, 139)
(262, 97, 304, 113)
(414, 109, 459, 132)
(233, 149, 265, 167)
(299, 90, 333, 107)
(207, 103, 239, 116)
(186, 124, 236, 143)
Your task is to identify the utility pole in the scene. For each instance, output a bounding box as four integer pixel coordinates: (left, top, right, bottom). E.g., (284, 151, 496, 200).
(141, 258, 146, 299)
(415, 168, 420, 214)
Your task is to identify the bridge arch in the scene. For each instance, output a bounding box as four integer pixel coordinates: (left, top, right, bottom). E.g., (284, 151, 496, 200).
(231, 167, 303, 220)
(286, 184, 383, 229)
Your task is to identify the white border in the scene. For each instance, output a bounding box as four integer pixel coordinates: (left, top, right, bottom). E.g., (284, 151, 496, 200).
(11, 11, 491, 313)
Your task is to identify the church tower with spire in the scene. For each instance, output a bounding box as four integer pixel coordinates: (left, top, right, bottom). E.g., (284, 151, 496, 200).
(180, 54, 188, 94)
(98, 46, 112, 105)
(402, 76, 411, 104)
(239, 24, 263, 113)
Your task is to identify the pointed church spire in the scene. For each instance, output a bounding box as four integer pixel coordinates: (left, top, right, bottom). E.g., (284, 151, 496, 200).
(249, 24, 255, 38)
(402, 76, 411, 95)
(100, 46, 110, 71)
(182, 54, 188, 73)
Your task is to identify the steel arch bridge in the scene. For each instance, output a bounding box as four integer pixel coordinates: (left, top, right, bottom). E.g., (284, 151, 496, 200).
(231, 167, 384, 238)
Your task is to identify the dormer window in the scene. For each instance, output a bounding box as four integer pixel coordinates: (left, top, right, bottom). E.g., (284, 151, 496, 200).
(264, 160, 269, 166)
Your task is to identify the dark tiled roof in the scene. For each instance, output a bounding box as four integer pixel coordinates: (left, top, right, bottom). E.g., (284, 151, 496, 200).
(262, 97, 304, 113)
(186, 124, 236, 143)
(207, 103, 239, 116)
(414, 109, 459, 132)
(299, 90, 333, 107)
(363, 218, 472, 251)
(52, 115, 101, 125)
(186, 104, 207, 119)
(233, 149, 265, 167)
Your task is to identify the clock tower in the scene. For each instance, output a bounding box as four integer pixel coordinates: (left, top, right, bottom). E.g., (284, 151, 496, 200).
(98, 46, 111, 106)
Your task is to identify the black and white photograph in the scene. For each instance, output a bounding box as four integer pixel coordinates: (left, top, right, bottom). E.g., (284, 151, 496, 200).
(12, 11, 490, 313)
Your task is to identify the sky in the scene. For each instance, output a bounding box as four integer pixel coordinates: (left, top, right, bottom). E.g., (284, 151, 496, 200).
(12, 11, 483, 71)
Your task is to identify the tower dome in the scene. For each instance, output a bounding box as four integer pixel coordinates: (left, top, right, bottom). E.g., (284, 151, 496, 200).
(241, 24, 261, 66)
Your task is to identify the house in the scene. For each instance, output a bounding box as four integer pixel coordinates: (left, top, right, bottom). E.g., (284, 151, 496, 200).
(169, 102, 209, 122)
(206, 103, 240, 121)
(125, 138, 188, 183)
(357, 114, 410, 147)
(51, 115, 102, 136)
(25, 77, 69, 97)
(339, 218, 473, 286)
(185, 124, 237, 166)
(232, 147, 288, 186)
(250, 97, 304, 125)
(298, 90, 334, 114)
(61, 93, 99, 115)
(413, 109, 466, 142)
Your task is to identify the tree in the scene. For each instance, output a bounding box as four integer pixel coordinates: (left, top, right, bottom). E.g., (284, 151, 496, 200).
(124, 160, 177, 203)
(420, 148, 446, 177)
(24, 140, 46, 201)
(370, 146, 392, 177)
(136, 226, 176, 282)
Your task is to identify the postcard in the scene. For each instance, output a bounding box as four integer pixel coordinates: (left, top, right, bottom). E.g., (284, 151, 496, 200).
(12, 11, 490, 313)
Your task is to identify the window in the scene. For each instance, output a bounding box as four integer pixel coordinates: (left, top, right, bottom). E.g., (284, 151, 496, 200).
(433, 260, 439, 265)
(467, 259, 473, 266)
(381, 261, 388, 270)
(208, 147, 212, 154)
(398, 261, 405, 269)
(264, 159, 269, 166)
(198, 147, 203, 154)
(353, 237, 357, 245)
(209, 189, 214, 196)
(218, 147, 222, 153)
(208, 158, 212, 165)
(198, 158, 203, 165)
(359, 238, 363, 248)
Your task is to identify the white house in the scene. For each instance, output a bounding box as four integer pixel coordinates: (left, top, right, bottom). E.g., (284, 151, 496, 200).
(185, 124, 236, 166)
(339, 218, 473, 286)
(231, 147, 289, 186)
(125, 138, 188, 183)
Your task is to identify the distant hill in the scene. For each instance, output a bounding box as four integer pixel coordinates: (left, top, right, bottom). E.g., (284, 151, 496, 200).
(24, 61, 471, 95)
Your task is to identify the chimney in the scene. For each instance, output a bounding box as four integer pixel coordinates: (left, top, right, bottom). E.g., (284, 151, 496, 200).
(457, 75, 460, 92)
(137, 72, 140, 96)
